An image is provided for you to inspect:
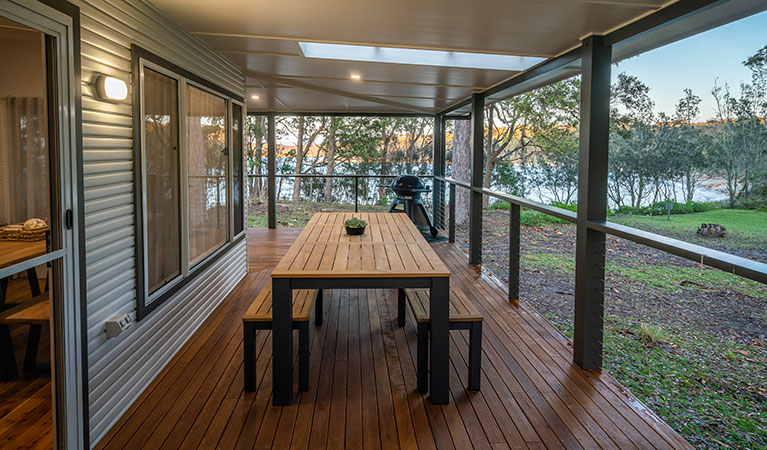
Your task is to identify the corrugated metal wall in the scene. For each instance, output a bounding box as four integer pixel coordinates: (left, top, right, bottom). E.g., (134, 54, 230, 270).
(71, 0, 247, 444)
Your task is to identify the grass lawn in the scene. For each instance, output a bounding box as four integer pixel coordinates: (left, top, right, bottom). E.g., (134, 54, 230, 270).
(612, 209, 767, 255)
(546, 314, 767, 450)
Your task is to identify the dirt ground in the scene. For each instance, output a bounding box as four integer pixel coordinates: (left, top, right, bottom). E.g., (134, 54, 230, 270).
(455, 210, 767, 344)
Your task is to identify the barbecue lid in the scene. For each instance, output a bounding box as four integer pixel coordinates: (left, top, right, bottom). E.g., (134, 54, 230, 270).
(390, 174, 427, 192)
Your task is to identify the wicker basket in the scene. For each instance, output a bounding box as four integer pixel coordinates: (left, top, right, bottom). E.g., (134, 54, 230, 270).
(0, 224, 48, 242)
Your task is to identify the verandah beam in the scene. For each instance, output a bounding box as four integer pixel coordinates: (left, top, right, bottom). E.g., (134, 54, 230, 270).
(469, 93, 484, 265)
(574, 35, 611, 370)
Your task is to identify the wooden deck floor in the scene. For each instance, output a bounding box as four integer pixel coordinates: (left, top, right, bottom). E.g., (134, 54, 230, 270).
(97, 228, 692, 450)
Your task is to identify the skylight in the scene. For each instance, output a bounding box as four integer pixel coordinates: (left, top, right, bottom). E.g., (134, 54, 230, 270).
(298, 42, 546, 71)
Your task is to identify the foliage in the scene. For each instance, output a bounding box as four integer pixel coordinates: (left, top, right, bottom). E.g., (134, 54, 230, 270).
(637, 323, 670, 347)
(613, 200, 721, 216)
(343, 217, 367, 228)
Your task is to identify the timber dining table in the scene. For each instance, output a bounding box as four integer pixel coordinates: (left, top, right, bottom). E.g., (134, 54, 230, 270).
(270, 212, 451, 405)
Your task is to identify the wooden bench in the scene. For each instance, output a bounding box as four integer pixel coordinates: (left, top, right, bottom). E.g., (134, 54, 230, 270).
(0, 295, 49, 378)
(243, 287, 323, 392)
(398, 287, 483, 392)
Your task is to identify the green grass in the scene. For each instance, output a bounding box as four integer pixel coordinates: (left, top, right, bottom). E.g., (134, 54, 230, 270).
(523, 252, 767, 299)
(612, 209, 767, 249)
(546, 316, 767, 450)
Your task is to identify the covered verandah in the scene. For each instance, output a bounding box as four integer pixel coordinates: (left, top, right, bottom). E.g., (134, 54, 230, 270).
(96, 228, 692, 449)
(95, 0, 766, 447)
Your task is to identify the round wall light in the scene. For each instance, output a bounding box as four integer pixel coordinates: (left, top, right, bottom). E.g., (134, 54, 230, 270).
(94, 74, 128, 102)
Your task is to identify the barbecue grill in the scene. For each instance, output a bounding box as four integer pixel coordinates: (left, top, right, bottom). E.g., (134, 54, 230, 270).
(385, 175, 439, 237)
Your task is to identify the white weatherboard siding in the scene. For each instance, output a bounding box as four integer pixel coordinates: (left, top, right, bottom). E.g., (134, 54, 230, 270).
(73, 0, 246, 445)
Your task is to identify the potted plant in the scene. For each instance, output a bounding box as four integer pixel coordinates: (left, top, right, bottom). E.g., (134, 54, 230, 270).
(344, 217, 367, 236)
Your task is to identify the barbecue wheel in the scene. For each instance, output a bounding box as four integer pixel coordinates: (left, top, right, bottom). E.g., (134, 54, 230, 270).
(429, 227, 438, 238)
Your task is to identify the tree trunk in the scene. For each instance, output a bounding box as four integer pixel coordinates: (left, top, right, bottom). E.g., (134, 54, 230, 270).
(292, 116, 305, 202)
(379, 130, 390, 202)
(324, 121, 337, 203)
(453, 120, 471, 225)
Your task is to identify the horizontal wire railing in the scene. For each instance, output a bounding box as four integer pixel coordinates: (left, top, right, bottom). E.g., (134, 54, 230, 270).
(434, 176, 767, 295)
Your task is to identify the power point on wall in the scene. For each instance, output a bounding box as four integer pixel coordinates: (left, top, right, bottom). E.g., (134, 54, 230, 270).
(105, 313, 133, 338)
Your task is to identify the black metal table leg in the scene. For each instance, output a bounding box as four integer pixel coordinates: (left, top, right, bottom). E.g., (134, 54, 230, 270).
(298, 321, 309, 391)
(0, 277, 8, 306)
(315, 289, 323, 327)
(26, 268, 41, 298)
(417, 321, 428, 393)
(272, 278, 293, 405)
(397, 288, 406, 327)
(243, 322, 256, 392)
(0, 324, 18, 380)
(23, 324, 42, 373)
(429, 276, 450, 404)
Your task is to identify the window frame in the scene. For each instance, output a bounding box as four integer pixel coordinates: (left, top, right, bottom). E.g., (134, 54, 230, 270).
(230, 99, 245, 239)
(132, 45, 245, 320)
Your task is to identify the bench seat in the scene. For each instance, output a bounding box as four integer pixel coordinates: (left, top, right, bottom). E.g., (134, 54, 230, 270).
(0, 294, 49, 377)
(243, 286, 323, 393)
(398, 287, 483, 391)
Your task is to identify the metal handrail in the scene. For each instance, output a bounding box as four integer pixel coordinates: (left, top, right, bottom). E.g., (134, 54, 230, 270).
(247, 173, 435, 213)
(433, 176, 767, 288)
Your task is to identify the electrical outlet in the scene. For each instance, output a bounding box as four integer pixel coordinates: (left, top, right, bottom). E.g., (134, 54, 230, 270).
(105, 313, 133, 338)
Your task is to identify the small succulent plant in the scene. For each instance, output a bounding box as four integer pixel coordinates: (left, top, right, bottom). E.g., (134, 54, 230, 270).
(343, 217, 367, 228)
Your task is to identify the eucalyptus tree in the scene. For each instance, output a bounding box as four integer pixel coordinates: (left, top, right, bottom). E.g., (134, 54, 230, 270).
(710, 46, 767, 206)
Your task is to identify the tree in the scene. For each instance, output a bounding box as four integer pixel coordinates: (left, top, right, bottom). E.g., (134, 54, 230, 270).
(246, 115, 266, 201)
(452, 119, 471, 225)
(710, 45, 767, 207)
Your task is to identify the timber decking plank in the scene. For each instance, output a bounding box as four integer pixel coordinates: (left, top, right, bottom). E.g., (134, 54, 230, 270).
(95, 228, 693, 450)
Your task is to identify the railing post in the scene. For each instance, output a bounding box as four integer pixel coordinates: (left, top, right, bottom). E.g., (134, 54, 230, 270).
(267, 112, 276, 229)
(574, 35, 611, 371)
(469, 93, 484, 265)
(448, 183, 456, 243)
(509, 203, 520, 302)
(354, 176, 359, 213)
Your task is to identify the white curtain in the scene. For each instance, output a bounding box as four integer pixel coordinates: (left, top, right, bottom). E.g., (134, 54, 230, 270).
(0, 96, 49, 227)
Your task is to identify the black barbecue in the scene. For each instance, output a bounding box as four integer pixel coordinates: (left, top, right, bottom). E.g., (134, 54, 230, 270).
(386, 175, 439, 237)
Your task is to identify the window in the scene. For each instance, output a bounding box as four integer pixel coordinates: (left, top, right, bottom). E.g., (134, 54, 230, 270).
(133, 46, 244, 319)
(186, 85, 228, 266)
(142, 69, 181, 294)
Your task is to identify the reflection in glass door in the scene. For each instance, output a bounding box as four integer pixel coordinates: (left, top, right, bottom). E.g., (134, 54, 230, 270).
(0, 15, 58, 448)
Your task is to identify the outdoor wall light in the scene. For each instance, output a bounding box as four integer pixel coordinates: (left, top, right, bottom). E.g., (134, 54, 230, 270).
(251, 94, 260, 100)
(94, 74, 128, 102)
(350, 73, 361, 80)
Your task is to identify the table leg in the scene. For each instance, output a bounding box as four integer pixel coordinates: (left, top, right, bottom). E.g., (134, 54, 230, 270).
(0, 324, 18, 380)
(26, 268, 41, 298)
(23, 324, 42, 373)
(0, 277, 8, 308)
(272, 278, 293, 405)
(243, 322, 257, 392)
(429, 276, 450, 404)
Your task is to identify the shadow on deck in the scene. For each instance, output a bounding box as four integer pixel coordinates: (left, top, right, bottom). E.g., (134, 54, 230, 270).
(97, 228, 692, 449)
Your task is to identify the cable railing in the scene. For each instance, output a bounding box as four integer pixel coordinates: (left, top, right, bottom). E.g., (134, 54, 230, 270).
(434, 176, 767, 303)
(247, 173, 435, 214)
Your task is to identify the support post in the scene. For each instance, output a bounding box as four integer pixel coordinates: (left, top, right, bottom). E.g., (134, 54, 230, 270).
(267, 112, 276, 229)
(432, 115, 446, 229)
(574, 35, 611, 371)
(469, 93, 484, 264)
(509, 203, 520, 301)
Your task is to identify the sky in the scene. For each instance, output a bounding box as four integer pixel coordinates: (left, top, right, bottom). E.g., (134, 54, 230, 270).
(612, 10, 767, 121)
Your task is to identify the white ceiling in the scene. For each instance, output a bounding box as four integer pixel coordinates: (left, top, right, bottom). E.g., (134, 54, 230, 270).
(150, 0, 675, 114)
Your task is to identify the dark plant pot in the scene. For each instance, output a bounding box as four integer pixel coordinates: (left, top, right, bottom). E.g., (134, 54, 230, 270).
(345, 226, 366, 236)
